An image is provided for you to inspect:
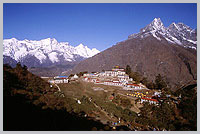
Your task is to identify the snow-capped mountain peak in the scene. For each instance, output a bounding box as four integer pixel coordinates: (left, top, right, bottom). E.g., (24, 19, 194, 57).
(128, 18, 197, 49)
(74, 43, 100, 58)
(77, 43, 84, 47)
(11, 37, 18, 41)
(91, 48, 100, 53)
(3, 38, 100, 67)
(140, 18, 165, 33)
(40, 38, 58, 45)
(151, 18, 164, 29)
(169, 22, 179, 30)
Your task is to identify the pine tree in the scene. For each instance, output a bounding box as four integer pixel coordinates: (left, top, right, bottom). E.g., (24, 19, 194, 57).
(141, 77, 148, 86)
(125, 65, 132, 75)
(130, 72, 141, 84)
(155, 74, 167, 90)
(15, 62, 22, 70)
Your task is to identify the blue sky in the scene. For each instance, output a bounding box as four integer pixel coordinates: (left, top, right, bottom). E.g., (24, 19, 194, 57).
(3, 3, 197, 51)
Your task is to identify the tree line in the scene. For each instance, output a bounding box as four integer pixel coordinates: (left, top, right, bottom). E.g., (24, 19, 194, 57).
(125, 65, 170, 92)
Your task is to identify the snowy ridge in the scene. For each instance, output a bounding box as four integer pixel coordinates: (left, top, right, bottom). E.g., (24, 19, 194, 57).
(3, 38, 100, 65)
(128, 18, 197, 49)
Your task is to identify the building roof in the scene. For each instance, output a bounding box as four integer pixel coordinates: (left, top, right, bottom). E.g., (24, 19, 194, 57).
(146, 95, 153, 98)
(57, 76, 68, 78)
(104, 81, 112, 82)
(112, 81, 121, 83)
(73, 74, 79, 78)
(127, 83, 140, 86)
(141, 97, 159, 102)
(105, 70, 113, 72)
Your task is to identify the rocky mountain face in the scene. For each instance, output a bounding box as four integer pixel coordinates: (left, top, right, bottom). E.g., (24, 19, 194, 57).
(71, 18, 197, 88)
(128, 18, 197, 49)
(3, 38, 100, 68)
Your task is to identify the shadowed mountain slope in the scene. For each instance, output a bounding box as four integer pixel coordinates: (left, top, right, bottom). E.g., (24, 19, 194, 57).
(71, 23, 196, 89)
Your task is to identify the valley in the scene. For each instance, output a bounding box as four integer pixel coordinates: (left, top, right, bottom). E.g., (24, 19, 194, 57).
(46, 78, 152, 130)
(42, 73, 196, 131)
(41, 64, 188, 131)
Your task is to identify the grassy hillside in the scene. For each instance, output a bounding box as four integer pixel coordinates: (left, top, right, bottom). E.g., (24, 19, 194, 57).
(58, 80, 138, 126)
